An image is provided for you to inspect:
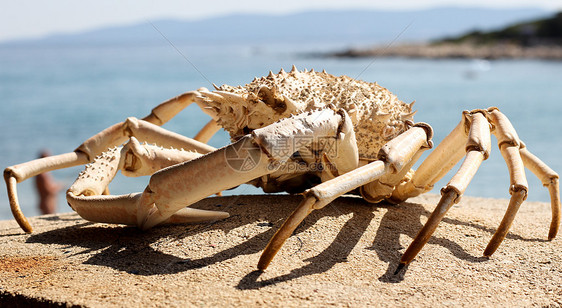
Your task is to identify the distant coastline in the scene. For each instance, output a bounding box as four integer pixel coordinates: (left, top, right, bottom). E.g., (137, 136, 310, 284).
(331, 11, 562, 61)
(330, 43, 562, 60)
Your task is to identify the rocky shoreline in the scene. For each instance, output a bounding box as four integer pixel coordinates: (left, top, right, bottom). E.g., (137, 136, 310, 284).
(331, 43, 562, 60)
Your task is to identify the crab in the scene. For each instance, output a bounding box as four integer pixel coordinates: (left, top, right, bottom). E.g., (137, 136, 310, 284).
(4, 67, 560, 272)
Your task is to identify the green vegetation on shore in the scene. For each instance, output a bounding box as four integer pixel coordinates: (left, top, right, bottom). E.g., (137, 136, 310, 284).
(440, 12, 562, 46)
(330, 11, 562, 60)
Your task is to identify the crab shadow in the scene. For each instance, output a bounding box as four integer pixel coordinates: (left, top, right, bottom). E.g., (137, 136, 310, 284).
(25, 194, 542, 287)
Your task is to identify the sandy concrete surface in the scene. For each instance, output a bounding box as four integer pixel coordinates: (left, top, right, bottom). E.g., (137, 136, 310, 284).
(0, 194, 560, 307)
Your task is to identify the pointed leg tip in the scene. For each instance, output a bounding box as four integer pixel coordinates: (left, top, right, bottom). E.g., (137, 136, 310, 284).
(484, 240, 501, 258)
(548, 230, 557, 241)
(21, 223, 33, 233)
(16, 220, 33, 233)
(257, 253, 271, 271)
(394, 263, 406, 275)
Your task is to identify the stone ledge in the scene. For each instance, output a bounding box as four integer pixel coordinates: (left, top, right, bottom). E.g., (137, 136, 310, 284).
(1, 194, 560, 307)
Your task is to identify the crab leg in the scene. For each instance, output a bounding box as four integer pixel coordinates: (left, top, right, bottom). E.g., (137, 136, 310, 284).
(141, 90, 204, 125)
(194, 119, 221, 143)
(5, 118, 135, 231)
(140, 88, 220, 143)
(482, 109, 528, 256)
(258, 123, 433, 270)
(67, 192, 228, 226)
(397, 111, 491, 271)
(136, 136, 272, 229)
(137, 109, 355, 229)
(4, 89, 212, 232)
(5, 152, 90, 232)
(519, 146, 561, 239)
(66, 138, 213, 224)
(360, 123, 433, 203)
(391, 111, 470, 202)
(121, 117, 215, 153)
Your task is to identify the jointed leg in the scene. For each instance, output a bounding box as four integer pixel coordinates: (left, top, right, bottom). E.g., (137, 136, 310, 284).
(5, 90, 211, 232)
(5, 152, 90, 232)
(137, 108, 357, 229)
(360, 123, 433, 203)
(391, 111, 471, 202)
(62, 109, 356, 231)
(194, 119, 221, 143)
(397, 111, 491, 271)
(483, 109, 528, 256)
(141, 90, 204, 126)
(397, 108, 561, 271)
(520, 146, 560, 239)
(66, 137, 214, 224)
(122, 118, 216, 154)
(258, 123, 433, 270)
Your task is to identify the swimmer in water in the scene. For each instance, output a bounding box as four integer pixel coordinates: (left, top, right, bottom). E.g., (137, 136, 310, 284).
(35, 150, 63, 214)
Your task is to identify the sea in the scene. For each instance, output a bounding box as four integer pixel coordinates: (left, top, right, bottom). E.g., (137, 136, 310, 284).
(1, 41, 561, 220)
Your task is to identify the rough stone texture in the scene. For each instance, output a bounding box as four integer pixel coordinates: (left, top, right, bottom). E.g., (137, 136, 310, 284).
(0, 194, 560, 307)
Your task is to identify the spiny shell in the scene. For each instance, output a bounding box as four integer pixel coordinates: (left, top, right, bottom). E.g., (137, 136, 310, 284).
(204, 68, 415, 160)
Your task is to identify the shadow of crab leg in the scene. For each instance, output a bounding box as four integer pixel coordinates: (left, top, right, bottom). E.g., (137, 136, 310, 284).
(398, 111, 491, 271)
(520, 146, 561, 239)
(258, 124, 433, 270)
(483, 109, 529, 256)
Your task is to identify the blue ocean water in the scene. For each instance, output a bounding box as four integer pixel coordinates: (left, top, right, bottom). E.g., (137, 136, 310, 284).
(1, 42, 561, 220)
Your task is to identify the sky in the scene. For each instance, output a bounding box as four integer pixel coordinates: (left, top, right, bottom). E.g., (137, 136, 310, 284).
(0, 0, 561, 42)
